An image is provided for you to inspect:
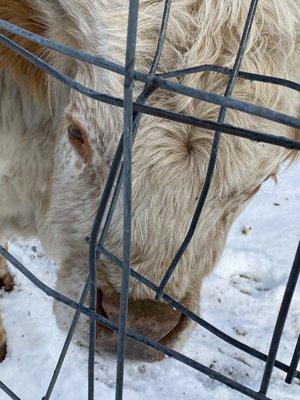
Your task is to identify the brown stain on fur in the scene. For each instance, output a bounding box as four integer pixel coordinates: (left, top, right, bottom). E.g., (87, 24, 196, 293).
(0, 0, 47, 100)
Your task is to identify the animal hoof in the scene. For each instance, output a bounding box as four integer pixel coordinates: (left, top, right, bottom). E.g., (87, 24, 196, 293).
(0, 272, 14, 292)
(0, 341, 6, 362)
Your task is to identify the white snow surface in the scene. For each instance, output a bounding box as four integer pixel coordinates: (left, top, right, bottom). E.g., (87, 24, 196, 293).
(0, 162, 299, 400)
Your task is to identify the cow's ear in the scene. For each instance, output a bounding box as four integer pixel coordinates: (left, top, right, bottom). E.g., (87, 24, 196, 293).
(0, 0, 48, 101)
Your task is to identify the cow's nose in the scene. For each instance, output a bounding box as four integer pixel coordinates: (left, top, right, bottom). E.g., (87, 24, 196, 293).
(96, 288, 186, 361)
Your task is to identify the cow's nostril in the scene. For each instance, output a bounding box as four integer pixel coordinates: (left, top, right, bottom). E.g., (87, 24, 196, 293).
(96, 289, 186, 361)
(96, 288, 112, 336)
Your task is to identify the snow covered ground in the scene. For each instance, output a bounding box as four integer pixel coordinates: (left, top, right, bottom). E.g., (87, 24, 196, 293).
(0, 162, 299, 400)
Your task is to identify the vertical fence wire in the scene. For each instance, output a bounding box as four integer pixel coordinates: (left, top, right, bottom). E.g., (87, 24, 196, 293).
(96, 0, 172, 258)
(286, 335, 300, 384)
(87, 135, 124, 399)
(70, 2, 172, 398)
(259, 242, 300, 395)
(42, 279, 90, 400)
(115, 2, 140, 399)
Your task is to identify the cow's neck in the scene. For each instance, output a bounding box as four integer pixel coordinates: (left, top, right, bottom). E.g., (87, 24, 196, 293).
(0, 71, 55, 237)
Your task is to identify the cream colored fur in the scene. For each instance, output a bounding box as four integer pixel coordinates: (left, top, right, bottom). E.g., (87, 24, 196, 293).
(0, 0, 299, 360)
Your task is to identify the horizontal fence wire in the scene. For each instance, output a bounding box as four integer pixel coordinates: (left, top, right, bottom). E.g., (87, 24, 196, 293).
(1, 28, 299, 150)
(0, 0, 299, 399)
(0, 23, 300, 133)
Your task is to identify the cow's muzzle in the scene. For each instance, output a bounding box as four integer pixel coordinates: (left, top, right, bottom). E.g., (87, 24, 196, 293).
(96, 287, 188, 362)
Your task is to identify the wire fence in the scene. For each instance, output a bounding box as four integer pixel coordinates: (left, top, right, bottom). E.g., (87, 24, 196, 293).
(0, 0, 299, 399)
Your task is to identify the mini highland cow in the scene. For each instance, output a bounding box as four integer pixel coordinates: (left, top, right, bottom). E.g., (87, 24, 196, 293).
(0, 0, 299, 362)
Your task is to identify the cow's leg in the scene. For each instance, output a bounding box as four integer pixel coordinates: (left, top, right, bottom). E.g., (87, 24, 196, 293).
(0, 236, 13, 292)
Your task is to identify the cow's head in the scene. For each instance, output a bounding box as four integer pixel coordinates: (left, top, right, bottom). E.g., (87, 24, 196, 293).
(1, 0, 298, 361)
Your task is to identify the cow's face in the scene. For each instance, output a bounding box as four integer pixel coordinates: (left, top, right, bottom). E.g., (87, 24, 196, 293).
(48, 66, 199, 361)
(46, 57, 295, 361)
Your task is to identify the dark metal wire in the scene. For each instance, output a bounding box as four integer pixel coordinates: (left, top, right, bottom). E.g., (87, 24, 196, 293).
(259, 242, 300, 395)
(0, 0, 299, 399)
(1, 19, 299, 93)
(0, 26, 299, 131)
(115, 2, 139, 398)
(87, 134, 125, 399)
(0, 381, 21, 400)
(88, 2, 172, 398)
(42, 279, 90, 400)
(159, 65, 300, 92)
(0, 31, 299, 152)
(286, 335, 300, 384)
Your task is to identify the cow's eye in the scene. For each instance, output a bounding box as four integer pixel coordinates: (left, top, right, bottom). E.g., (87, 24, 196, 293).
(68, 126, 85, 144)
(67, 125, 91, 163)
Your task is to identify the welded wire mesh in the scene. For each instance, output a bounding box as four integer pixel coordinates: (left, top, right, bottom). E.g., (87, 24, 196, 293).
(0, 0, 299, 399)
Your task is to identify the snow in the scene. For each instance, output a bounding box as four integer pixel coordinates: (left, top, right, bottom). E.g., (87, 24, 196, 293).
(0, 162, 299, 400)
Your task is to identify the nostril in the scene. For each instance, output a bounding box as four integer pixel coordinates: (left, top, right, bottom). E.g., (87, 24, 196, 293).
(96, 288, 108, 319)
(96, 288, 112, 336)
